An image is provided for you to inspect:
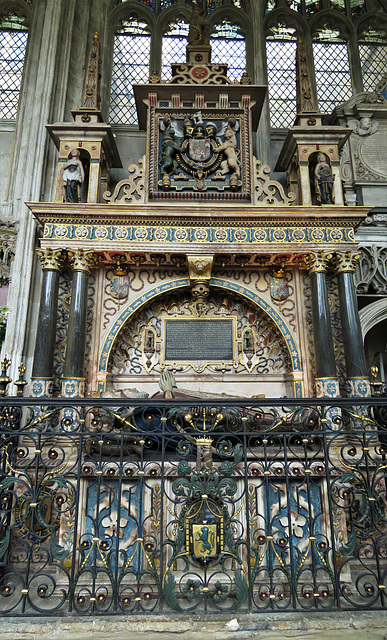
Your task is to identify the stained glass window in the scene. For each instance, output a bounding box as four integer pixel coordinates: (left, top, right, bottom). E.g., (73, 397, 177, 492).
(162, 21, 189, 81)
(211, 21, 246, 82)
(0, 15, 28, 119)
(109, 20, 151, 125)
(313, 34, 352, 113)
(266, 27, 297, 128)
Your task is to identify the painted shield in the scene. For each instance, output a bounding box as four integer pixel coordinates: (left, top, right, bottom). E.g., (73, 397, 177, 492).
(110, 274, 130, 300)
(270, 275, 289, 301)
(189, 138, 211, 162)
(192, 523, 218, 560)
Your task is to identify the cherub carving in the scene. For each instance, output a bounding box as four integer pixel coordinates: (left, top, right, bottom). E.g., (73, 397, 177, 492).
(349, 116, 379, 137)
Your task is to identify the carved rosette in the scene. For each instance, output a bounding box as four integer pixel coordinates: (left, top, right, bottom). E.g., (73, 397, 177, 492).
(67, 249, 99, 273)
(334, 251, 361, 273)
(346, 377, 371, 398)
(30, 378, 54, 398)
(305, 251, 333, 274)
(315, 377, 340, 398)
(37, 248, 65, 271)
(61, 378, 85, 398)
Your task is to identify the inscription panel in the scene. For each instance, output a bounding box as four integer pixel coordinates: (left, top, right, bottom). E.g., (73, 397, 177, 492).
(164, 319, 234, 361)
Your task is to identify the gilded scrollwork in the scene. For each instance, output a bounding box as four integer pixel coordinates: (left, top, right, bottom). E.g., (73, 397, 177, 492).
(103, 156, 146, 204)
(252, 158, 296, 206)
(170, 64, 232, 86)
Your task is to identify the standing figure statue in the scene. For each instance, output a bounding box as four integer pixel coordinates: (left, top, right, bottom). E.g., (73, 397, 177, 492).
(188, 6, 211, 45)
(62, 149, 85, 203)
(314, 153, 334, 205)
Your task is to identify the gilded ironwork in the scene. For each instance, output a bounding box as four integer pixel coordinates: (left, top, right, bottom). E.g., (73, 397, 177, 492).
(0, 396, 386, 615)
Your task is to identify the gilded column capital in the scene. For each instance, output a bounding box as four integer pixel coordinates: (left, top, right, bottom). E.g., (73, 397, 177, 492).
(334, 251, 361, 273)
(67, 249, 100, 272)
(305, 251, 333, 274)
(37, 248, 65, 271)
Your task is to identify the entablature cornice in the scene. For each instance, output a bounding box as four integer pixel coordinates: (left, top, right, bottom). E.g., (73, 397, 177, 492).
(26, 201, 370, 229)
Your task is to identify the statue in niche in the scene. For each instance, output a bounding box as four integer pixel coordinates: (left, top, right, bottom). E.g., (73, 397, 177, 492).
(188, 6, 211, 45)
(62, 149, 85, 203)
(314, 153, 334, 205)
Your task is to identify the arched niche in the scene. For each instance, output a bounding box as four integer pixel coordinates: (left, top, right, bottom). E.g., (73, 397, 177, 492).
(97, 278, 302, 398)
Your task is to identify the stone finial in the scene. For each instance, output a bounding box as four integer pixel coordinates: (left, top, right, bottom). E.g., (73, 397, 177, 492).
(296, 37, 319, 115)
(80, 32, 101, 112)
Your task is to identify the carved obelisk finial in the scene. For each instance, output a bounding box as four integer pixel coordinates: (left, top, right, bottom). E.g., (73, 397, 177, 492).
(295, 37, 322, 126)
(72, 32, 102, 123)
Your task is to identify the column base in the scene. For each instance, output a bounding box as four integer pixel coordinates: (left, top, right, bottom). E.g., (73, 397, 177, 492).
(61, 378, 85, 398)
(315, 377, 341, 431)
(315, 377, 340, 398)
(30, 377, 54, 398)
(346, 377, 374, 430)
(346, 377, 371, 398)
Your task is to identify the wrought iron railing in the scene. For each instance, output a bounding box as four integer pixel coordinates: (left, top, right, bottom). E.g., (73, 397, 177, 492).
(0, 395, 387, 616)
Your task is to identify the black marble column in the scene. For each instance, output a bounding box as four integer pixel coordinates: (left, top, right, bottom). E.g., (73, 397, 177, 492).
(335, 252, 370, 398)
(307, 251, 339, 398)
(62, 250, 93, 397)
(31, 249, 62, 397)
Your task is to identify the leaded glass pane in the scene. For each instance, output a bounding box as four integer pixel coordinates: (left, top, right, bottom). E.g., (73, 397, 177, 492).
(266, 39, 297, 128)
(162, 21, 189, 81)
(313, 41, 352, 113)
(109, 22, 151, 125)
(0, 23, 27, 119)
(359, 43, 387, 91)
(120, 0, 155, 8)
(211, 21, 246, 82)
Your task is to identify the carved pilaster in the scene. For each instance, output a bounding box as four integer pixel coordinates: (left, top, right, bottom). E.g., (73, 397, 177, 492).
(305, 250, 333, 274)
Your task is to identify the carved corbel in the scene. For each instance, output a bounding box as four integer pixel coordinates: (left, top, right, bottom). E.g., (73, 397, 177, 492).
(188, 255, 213, 315)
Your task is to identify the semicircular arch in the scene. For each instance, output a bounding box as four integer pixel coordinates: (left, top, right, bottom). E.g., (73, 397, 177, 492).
(98, 277, 302, 376)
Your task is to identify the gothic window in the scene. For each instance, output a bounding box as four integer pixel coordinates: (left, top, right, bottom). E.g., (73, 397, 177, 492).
(266, 26, 297, 128)
(0, 14, 28, 120)
(161, 20, 189, 81)
(210, 21, 246, 82)
(359, 29, 387, 92)
(109, 19, 151, 125)
(312, 29, 352, 114)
